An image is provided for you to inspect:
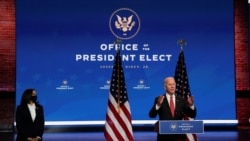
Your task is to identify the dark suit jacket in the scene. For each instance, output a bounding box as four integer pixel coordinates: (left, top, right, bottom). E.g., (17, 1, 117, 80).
(15, 104, 45, 141)
(149, 94, 196, 141)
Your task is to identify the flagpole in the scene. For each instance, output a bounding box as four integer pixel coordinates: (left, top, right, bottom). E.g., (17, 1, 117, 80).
(177, 39, 186, 51)
(114, 38, 122, 50)
(114, 38, 122, 113)
(175, 39, 198, 141)
(104, 38, 134, 141)
(177, 39, 187, 98)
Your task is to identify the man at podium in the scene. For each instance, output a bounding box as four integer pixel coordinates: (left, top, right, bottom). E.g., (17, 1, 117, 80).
(149, 77, 197, 141)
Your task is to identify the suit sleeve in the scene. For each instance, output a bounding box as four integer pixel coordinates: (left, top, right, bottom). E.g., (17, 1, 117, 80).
(37, 105, 45, 138)
(15, 106, 29, 139)
(186, 106, 197, 118)
(183, 99, 197, 118)
(149, 97, 159, 118)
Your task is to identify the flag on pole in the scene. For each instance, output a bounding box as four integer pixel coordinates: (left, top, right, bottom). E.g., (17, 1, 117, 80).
(174, 49, 191, 99)
(104, 49, 134, 141)
(174, 49, 198, 141)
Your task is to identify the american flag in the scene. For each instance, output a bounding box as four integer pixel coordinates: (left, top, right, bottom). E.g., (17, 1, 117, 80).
(174, 49, 198, 141)
(104, 49, 134, 141)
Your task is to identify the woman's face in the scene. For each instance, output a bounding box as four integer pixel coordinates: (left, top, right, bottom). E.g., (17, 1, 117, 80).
(32, 90, 37, 96)
(29, 90, 37, 103)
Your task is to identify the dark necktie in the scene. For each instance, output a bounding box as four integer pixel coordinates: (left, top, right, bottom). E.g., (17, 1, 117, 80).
(170, 96, 175, 117)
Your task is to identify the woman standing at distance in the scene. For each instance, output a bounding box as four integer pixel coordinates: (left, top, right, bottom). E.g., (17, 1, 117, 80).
(15, 88, 45, 141)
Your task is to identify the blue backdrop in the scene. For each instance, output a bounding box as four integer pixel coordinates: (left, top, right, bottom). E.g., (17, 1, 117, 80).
(16, 0, 235, 122)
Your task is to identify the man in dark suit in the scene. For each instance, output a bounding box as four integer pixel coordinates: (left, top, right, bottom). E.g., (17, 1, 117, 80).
(15, 88, 45, 141)
(149, 77, 196, 141)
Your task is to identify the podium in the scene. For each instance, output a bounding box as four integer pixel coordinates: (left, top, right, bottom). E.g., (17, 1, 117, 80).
(155, 120, 204, 134)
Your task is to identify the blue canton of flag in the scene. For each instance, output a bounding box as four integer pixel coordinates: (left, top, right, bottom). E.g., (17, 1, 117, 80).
(174, 49, 191, 99)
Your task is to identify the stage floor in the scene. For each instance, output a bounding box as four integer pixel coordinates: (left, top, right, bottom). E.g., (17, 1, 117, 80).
(1, 130, 250, 141)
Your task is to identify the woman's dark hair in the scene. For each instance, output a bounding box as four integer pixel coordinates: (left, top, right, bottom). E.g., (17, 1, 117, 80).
(20, 88, 35, 106)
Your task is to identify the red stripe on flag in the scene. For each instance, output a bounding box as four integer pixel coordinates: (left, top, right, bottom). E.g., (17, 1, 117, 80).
(104, 100, 124, 140)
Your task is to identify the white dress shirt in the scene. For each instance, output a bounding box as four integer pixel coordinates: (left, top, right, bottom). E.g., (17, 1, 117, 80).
(28, 104, 36, 122)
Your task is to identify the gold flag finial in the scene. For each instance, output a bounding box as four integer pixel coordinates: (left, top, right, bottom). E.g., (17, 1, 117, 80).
(177, 39, 187, 50)
(114, 38, 122, 51)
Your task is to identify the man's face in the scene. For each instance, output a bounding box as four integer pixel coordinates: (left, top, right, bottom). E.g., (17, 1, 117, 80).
(164, 78, 176, 94)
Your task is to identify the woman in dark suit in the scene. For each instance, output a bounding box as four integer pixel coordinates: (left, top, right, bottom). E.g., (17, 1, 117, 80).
(149, 77, 196, 141)
(15, 88, 45, 141)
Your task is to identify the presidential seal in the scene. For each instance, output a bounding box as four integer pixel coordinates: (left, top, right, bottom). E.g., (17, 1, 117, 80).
(169, 122, 178, 131)
(109, 8, 141, 40)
